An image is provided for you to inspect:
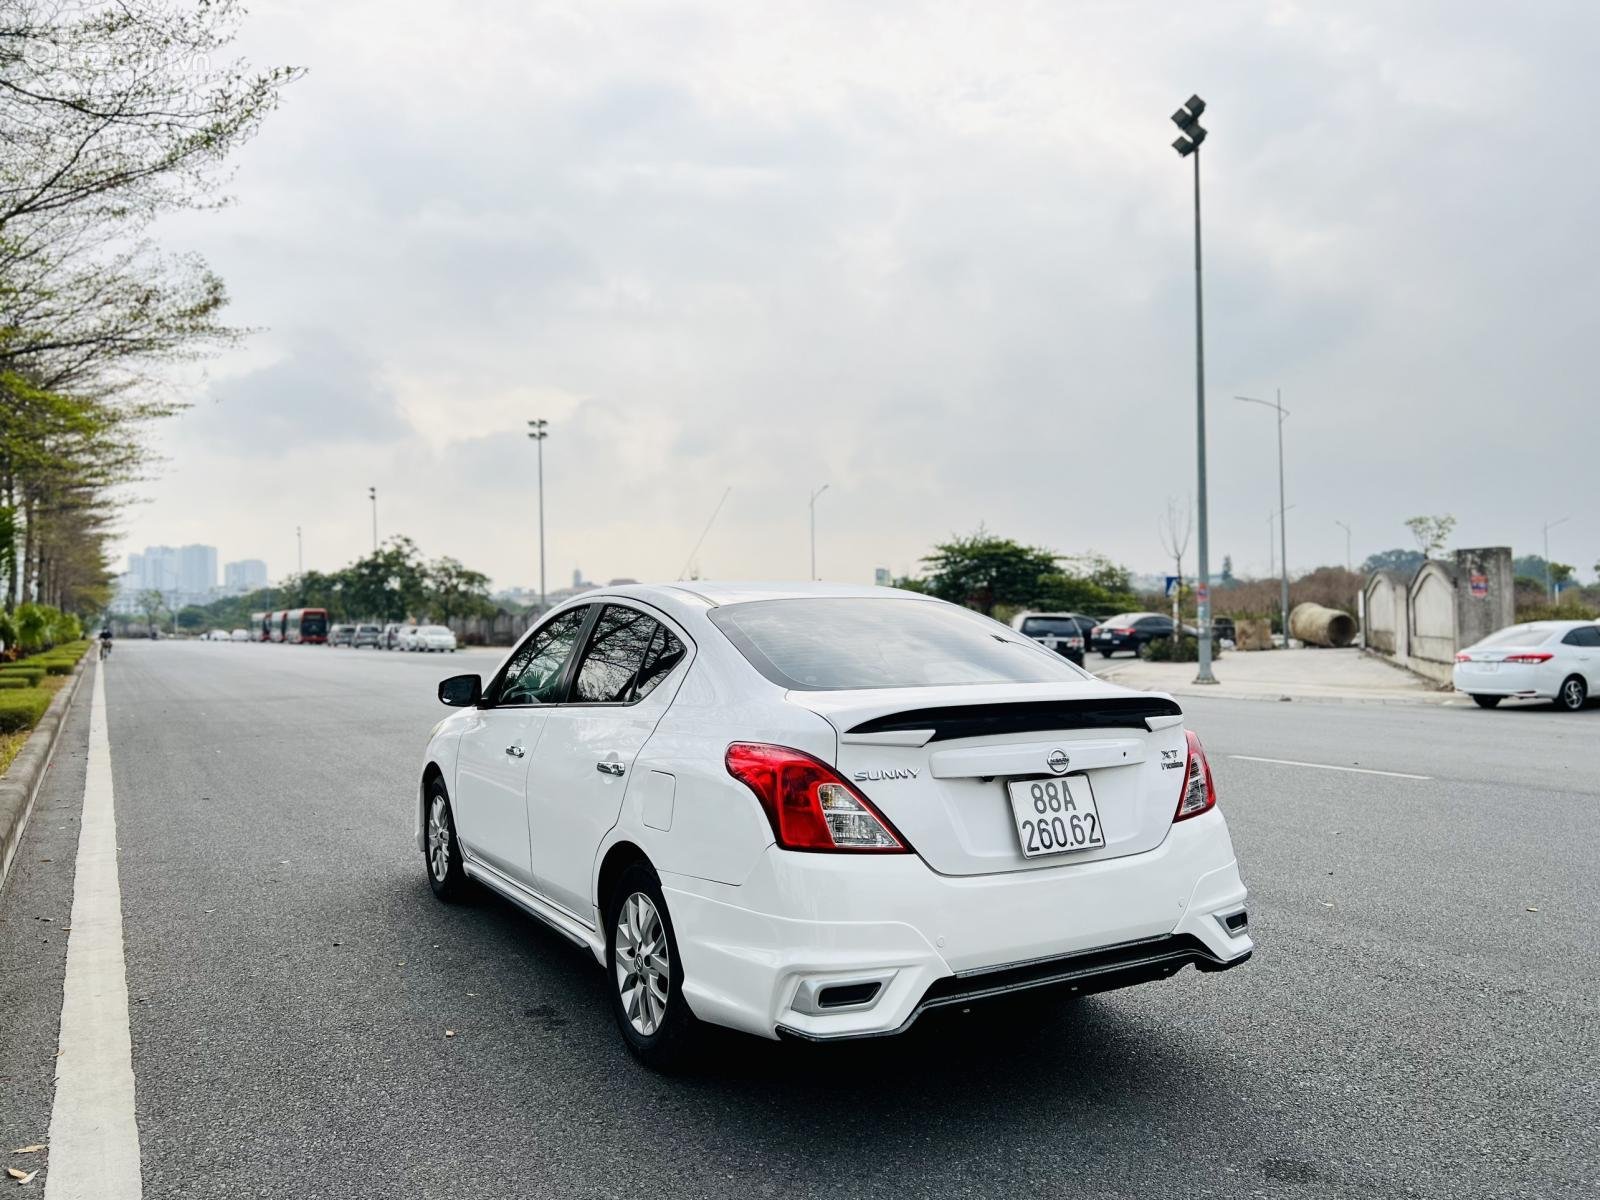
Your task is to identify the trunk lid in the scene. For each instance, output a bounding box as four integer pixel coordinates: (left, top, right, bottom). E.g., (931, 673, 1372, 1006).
(790, 681, 1187, 876)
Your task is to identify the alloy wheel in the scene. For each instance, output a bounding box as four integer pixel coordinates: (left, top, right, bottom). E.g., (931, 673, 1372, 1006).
(614, 892, 670, 1036)
(1561, 677, 1586, 710)
(427, 796, 451, 882)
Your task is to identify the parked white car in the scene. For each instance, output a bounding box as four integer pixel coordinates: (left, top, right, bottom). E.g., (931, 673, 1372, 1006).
(229, 628, 250, 642)
(416, 582, 1251, 1069)
(1454, 620, 1600, 710)
(396, 625, 421, 651)
(413, 624, 457, 652)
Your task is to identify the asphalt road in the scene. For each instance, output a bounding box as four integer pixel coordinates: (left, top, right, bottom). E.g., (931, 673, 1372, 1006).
(1, 640, 1595, 1198)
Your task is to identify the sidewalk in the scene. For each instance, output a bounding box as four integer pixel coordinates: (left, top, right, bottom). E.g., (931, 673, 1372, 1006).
(1091, 646, 1453, 706)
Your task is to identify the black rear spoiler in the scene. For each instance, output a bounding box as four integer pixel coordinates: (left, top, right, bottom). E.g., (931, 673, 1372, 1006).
(844, 696, 1183, 744)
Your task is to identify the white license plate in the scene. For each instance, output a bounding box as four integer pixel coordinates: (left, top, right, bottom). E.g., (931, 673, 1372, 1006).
(1477, 662, 1498, 672)
(1007, 776, 1106, 858)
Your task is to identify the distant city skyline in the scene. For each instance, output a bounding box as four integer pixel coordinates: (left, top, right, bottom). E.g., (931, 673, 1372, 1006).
(111, 544, 274, 614)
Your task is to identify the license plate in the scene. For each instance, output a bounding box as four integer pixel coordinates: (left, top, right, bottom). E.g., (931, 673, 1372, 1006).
(1007, 776, 1106, 858)
(1478, 662, 1498, 672)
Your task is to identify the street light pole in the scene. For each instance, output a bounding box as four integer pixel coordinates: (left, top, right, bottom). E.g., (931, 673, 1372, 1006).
(1236, 392, 1290, 643)
(1334, 520, 1352, 573)
(1542, 516, 1570, 601)
(296, 525, 303, 576)
(528, 420, 549, 612)
(368, 487, 377, 553)
(1172, 94, 1215, 684)
(809, 484, 829, 580)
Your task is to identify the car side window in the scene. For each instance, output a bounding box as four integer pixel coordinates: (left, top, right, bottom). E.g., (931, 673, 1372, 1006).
(635, 624, 687, 700)
(496, 607, 589, 705)
(572, 606, 662, 703)
(1562, 626, 1600, 647)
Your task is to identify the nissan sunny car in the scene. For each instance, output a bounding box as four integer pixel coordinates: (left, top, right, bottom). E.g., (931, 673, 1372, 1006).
(416, 583, 1251, 1068)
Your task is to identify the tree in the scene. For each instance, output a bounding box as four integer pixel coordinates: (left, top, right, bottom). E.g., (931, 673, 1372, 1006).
(1361, 548, 1425, 576)
(1403, 514, 1456, 560)
(137, 588, 165, 636)
(920, 531, 1061, 615)
(1157, 498, 1192, 632)
(177, 606, 208, 632)
(426, 557, 495, 624)
(1220, 555, 1235, 587)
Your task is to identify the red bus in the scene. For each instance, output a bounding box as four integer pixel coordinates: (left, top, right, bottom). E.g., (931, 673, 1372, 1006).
(285, 608, 329, 644)
(269, 611, 286, 642)
(251, 611, 270, 642)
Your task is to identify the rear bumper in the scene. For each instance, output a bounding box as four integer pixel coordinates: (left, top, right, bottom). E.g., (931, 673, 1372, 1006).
(1453, 662, 1556, 698)
(662, 807, 1250, 1041)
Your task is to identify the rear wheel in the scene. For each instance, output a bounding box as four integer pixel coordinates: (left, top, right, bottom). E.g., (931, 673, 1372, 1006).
(606, 862, 700, 1071)
(1558, 675, 1587, 712)
(425, 781, 469, 901)
(1471, 694, 1502, 709)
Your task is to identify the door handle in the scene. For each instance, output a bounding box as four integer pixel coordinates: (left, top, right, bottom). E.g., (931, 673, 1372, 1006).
(505, 744, 525, 758)
(596, 761, 625, 776)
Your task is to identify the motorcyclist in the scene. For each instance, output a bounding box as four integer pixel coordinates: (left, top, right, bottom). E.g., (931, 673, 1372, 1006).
(99, 625, 113, 658)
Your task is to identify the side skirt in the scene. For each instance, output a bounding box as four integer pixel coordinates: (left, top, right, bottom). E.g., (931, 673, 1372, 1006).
(462, 855, 606, 962)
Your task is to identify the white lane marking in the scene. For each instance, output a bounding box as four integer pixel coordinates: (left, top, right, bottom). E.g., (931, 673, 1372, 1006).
(46, 665, 142, 1199)
(1228, 754, 1431, 781)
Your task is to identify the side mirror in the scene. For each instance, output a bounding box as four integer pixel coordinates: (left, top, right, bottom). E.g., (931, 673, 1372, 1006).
(438, 673, 482, 707)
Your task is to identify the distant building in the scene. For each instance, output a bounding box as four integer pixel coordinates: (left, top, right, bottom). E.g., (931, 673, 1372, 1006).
(223, 559, 268, 595)
(115, 542, 220, 609)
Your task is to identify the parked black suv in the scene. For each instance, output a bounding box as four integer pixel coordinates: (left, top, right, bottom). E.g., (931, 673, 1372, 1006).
(1091, 613, 1182, 657)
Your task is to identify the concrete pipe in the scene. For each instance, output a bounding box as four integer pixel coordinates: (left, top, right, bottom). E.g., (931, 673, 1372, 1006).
(1289, 602, 1358, 648)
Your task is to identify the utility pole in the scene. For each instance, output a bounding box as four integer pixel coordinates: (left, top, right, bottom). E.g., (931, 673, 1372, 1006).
(368, 486, 377, 553)
(296, 525, 303, 576)
(529, 420, 549, 612)
(809, 484, 829, 580)
(1335, 520, 1352, 573)
(1171, 95, 1215, 683)
(1542, 516, 1570, 601)
(1236, 392, 1290, 645)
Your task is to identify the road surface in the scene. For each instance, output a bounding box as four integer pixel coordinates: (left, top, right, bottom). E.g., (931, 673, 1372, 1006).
(1, 640, 1594, 1198)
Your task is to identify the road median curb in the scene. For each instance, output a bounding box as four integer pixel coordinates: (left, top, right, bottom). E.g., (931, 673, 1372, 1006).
(0, 653, 92, 895)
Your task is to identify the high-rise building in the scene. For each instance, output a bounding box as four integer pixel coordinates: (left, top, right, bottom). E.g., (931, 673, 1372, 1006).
(223, 559, 268, 594)
(179, 544, 218, 597)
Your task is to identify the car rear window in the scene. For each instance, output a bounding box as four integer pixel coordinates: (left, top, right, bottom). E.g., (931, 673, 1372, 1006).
(1479, 625, 1555, 648)
(709, 598, 1088, 691)
(1020, 617, 1081, 637)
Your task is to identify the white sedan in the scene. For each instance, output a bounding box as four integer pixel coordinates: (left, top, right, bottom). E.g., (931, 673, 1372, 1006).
(1454, 620, 1600, 710)
(410, 624, 457, 652)
(415, 583, 1251, 1068)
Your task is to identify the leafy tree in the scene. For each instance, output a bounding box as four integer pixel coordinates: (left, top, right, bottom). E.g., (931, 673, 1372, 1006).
(341, 537, 428, 623)
(1361, 548, 1425, 576)
(426, 557, 495, 624)
(920, 531, 1061, 615)
(14, 602, 50, 651)
(137, 588, 166, 635)
(1404, 514, 1456, 559)
(176, 606, 209, 632)
(1220, 555, 1235, 586)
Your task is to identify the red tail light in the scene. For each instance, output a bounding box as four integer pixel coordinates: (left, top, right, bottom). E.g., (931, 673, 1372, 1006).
(1110, 626, 1135, 636)
(1455, 653, 1472, 662)
(1503, 652, 1553, 664)
(725, 743, 910, 853)
(1173, 730, 1216, 822)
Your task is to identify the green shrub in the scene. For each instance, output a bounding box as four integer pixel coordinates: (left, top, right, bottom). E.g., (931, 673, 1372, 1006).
(39, 659, 75, 676)
(0, 688, 51, 733)
(0, 666, 45, 686)
(1139, 635, 1219, 663)
(0, 677, 28, 689)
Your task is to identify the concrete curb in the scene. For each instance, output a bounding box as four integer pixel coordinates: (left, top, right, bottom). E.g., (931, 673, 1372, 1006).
(0, 653, 92, 896)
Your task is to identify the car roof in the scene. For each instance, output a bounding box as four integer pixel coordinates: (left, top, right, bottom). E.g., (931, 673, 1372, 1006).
(578, 581, 936, 613)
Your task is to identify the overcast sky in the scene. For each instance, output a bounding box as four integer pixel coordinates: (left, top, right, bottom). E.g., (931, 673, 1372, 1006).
(126, 0, 1600, 590)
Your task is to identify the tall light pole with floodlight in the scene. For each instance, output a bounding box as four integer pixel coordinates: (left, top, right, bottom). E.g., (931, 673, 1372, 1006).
(1543, 515, 1570, 601)
(1237, 391, 1289, 643)
(529, 420, 549, 612)
(1172, 94, 1216, 683)
(368, 487, 377, 553)
(1335, 519, 1352, 573)
(809, 484, 829, 580)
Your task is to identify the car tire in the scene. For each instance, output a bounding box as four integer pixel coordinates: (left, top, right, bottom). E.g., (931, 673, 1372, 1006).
(1099, 649, 1114, 659)
(424, 780, 470, 902)
(1471, 694, 1502, 709)
(1557, 675, 1587, 712)
(606, 862, 700, 1071)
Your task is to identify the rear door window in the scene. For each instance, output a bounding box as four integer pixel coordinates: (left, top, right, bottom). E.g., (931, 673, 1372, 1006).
(1561, 626, 1600, 647)
(572, 606, 662, 703)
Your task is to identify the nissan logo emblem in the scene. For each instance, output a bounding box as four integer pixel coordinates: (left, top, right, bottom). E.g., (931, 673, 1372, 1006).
(1047, 749, 1070, 774)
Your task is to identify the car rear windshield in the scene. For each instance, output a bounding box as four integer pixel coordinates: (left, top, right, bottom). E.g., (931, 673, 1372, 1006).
(1020, 617, 1081, 637)
(1479, 625, 1555, 648)
(709, 598, 1087, 691)
(422, 626, 452, 635)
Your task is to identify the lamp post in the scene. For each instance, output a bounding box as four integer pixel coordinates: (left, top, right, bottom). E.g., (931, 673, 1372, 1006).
(1542, 516, 1570, 601)
(1236, 391, 1289, 644)
(528, 420, 549, 612)
(368, 486, 377, 553)
(1171, 94, 1216, 684)
(809, 484, 829, 580)
(296, 525, 303, 576)
(1334, 519, 1352, 573)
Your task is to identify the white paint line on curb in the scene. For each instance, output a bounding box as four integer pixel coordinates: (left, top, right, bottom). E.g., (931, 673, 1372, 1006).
(46, 665, 142, 1199)
(1228, 754, 1431, 781)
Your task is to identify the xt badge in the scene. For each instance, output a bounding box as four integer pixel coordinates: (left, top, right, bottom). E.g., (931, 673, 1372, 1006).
(1160, 748, 1185, 770)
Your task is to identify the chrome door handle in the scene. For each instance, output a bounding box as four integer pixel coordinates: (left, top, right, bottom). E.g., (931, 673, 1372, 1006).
(505, 744, 525, 758)
(596, 761, 625, 776)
